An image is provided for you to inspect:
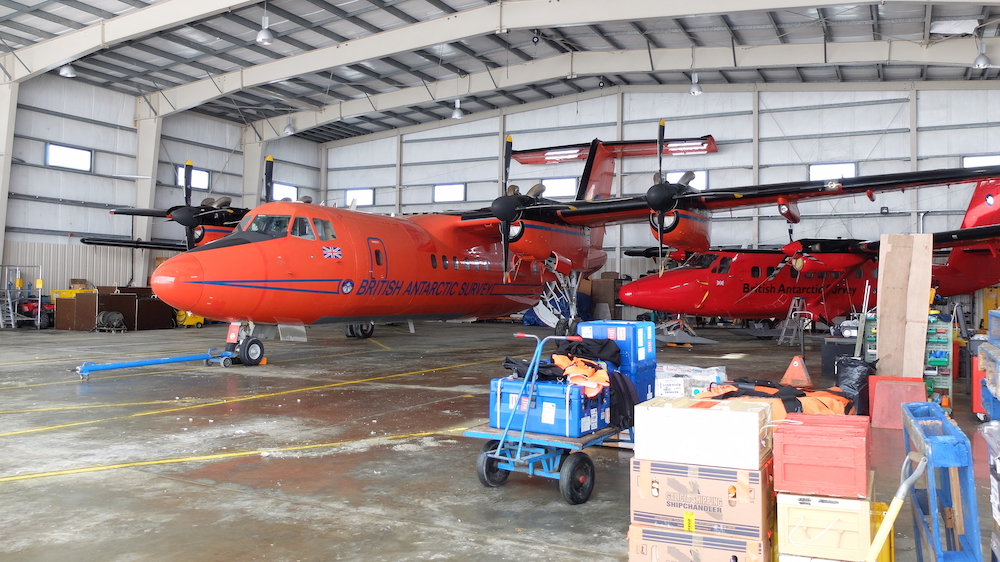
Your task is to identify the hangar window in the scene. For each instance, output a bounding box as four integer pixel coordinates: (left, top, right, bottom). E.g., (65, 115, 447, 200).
(751, 266, 761, 278)
(434, 183, 465, 202)
(313, 219, 336, 240)
(542, 177, 578, 197)
(176, 165, 210, 190)
(809, 162, 856, 181)
(46, 143, 92, 171)
(964, 155, 1000, 167)
(346, 188, 374, 207)
(273, 183, 298, 201)
(290, 217, 315, 240)
(666, 170, 708, 190)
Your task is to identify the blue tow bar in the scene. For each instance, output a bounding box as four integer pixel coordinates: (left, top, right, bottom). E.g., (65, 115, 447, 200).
(75, 348, 234, 379)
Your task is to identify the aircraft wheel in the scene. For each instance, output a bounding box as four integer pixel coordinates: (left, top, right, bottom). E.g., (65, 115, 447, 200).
(554, 318, 569, 336)
(344, 324, 357, 338)
(559, 452, 595, 505)
(355, 322, 374, 338)
(239, 337, 264, 366)
(476, 440, 509, 487)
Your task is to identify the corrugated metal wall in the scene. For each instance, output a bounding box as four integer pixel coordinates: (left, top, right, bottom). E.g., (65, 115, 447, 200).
(3, 240, 176, 291)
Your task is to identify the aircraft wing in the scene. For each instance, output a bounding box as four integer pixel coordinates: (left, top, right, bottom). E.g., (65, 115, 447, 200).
(511, 136, 717, 164)
(80, 237, 186, 251)
(110, 207, 170, 218)
(843, 223, 1000, 254)
(551, 165, 1000, 227)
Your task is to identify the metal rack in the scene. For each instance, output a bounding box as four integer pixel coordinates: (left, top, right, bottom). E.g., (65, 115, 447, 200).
(0, 265, 42, 329)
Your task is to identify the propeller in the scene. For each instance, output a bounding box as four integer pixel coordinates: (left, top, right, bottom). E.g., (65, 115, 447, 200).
(646, 121, 696, 276)
(494, 135, 521, 283)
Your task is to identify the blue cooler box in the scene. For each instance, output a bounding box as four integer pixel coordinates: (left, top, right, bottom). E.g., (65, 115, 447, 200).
(576, 321, 657, 368)
(489, 378, 611, 437)
(620, 362, 656, 401)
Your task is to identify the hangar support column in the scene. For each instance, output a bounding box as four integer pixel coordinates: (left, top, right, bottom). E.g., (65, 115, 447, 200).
(133, 115, 162, 285)
(0, 82, 17, 262)
(242, 134, 266, 208)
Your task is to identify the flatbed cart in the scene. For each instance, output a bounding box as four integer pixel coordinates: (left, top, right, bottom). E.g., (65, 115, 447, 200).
(464, 332, 626, 505)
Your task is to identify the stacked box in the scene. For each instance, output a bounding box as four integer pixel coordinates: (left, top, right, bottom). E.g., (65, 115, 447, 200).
(655, 363, 727, 397)
(577, 321, 656, 399)
(773, 413, 871, 498)
(628, 524, 769, 561)
(634, 397, 774, 470)
(488, 378, 610, 438)
(776, 477, 875, 562)
(629, 397, 776, 562)
(630, 458, 774, 540)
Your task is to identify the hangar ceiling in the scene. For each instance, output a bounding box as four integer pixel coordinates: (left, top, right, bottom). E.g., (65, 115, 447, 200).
(3, 0, 999, 143)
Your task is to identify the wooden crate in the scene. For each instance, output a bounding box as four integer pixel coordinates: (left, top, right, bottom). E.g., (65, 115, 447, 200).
(776, 475, 875, 562)
(773, 413, 870, 498)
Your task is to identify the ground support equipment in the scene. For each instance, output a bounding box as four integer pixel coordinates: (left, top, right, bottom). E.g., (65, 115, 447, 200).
(464, 332, 626, 504)
(76, 348, 234, 379)
(901, 401, 981, 561)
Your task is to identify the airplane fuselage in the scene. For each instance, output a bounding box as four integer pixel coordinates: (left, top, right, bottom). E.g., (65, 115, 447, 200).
(150, 202, 602, 325)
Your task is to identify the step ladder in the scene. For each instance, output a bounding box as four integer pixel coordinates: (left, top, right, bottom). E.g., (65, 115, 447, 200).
(777, 297, 807, 346)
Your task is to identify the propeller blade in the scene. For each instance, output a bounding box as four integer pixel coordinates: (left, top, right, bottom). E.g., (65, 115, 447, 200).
(183, 160, 194, 249)
(657, 211, 665, 277)
(110, 208, 170, 217)
(264, 155, 274, 203)
(656, 118, 665, 180)
(526, 183, 545, 198)
(183, 160, 193, 207)
(677, 170, 696, 187)
(502, 135, 513, 190)
(500, 220, 512, 284)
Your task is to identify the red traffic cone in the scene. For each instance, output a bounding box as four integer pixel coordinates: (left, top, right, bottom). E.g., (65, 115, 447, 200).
(780, 355, 812, 387)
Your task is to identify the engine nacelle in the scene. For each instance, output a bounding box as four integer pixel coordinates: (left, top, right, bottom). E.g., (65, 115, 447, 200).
(648, 209, 710, 252)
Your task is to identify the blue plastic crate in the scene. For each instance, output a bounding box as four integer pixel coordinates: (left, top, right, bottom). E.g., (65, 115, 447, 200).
(984, 379, 1000, 421)
(489, 378, 610, 437)
(576, 320, 657, 367)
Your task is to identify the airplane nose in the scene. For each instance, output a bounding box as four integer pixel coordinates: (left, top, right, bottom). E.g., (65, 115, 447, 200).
(151, 253, 204, 311)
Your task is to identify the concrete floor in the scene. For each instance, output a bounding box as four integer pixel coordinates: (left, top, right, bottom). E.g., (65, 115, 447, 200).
(0, 322, 993, 561)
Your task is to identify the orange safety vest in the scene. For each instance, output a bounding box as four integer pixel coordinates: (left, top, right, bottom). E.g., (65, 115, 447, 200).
(551, 354, 610, 398)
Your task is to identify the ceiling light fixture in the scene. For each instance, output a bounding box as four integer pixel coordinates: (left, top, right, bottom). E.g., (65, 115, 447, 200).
(58, 64, 76, 78)
(689, 72, 702, 96)
(283, 116, 294, 136)
(451, 99, 463, 119)
(975, 40, 991, 69)
(256, 0, 273, 46)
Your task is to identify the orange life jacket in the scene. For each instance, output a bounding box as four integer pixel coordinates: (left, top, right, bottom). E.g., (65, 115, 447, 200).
(551, 354, 610, 398)
(697, 378, 853, 418)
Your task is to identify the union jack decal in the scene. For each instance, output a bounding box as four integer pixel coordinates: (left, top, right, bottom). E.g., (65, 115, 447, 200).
(323, 246, 342, 259)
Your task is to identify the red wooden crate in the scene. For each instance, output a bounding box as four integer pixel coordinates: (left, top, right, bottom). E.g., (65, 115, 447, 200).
(773, 413, 870, 498)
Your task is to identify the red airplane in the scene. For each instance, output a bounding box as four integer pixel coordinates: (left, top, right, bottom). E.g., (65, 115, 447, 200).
(618, 177, 1000, 325)
(147, 125, 1000, 365)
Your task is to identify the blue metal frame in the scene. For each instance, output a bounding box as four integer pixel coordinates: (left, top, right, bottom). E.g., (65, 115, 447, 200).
(901, 401, 981, 561)
(75, 348, 233, 379)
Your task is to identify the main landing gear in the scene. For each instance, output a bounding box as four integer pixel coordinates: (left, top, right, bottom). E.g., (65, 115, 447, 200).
(537, 270, 583, 336)
(344, 321, 375, 338)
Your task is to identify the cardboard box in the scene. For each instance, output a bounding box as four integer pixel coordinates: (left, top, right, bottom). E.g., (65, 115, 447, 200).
(69, 278, 88, 290)
(630, 457, 774, 541)
(600, 271, 621, 279)
(634, 397, 773, 470)
(776, 475, 875, 561)
(628, 524, 768, 562)
(774, 413, 871, 498)
(489, 378, 610, 438)
(577, 278, 592, 296)
(590, 279, 616, 306)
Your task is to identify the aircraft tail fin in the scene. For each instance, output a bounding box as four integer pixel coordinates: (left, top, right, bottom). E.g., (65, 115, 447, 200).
(961, 177, 1000, 228)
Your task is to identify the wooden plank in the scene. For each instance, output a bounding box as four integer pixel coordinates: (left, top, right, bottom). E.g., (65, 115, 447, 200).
(876, 234, 932, 378)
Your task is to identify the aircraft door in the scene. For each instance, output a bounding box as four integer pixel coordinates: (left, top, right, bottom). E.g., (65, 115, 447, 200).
(368, 238, 387, 280)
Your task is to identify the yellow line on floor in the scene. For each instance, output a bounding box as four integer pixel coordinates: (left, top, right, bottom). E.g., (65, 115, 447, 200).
(366, 337, 391, 350)
(0, 399, 212, 415)
(0, 429, 440, 484)
(0, 356, 506, 437)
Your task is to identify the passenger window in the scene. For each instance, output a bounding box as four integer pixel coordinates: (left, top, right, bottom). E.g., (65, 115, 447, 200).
(818, 272, 826, 279)
(291, 217, 315, 240)
(872, 268, 878, 279)
(831, 271, 840, 279)
(855, 269, 863, 279)
(375, 249, 383, 266)
(465, 260, 471, 271)
(312, 219, 336, 241)
(484, 261, 490, 272)
(453, 257, 458, 272)
(751, 266, 761, 278)
(442, 255, 449, 269)
(766, 267, 775, 277)
(431, 255, 437, 269)
(805, 272, 814, 279)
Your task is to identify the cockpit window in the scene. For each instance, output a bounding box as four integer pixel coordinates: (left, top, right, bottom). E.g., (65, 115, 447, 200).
(291, 217, 315, 240)
(242, 214, 290, 237)
(313, 219, 336, 241)
(684, 253, 719, 269)
(711, 257, 732, 274)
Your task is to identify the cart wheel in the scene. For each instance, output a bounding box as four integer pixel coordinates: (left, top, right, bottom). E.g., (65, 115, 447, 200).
(204, 358, 213, 367)
(476, 440, 509, 488)
(977, 412, 990, 423)
(559, 452, 595, 505)
(195, 322, 203, 329)
(221, 357, 233, 368)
